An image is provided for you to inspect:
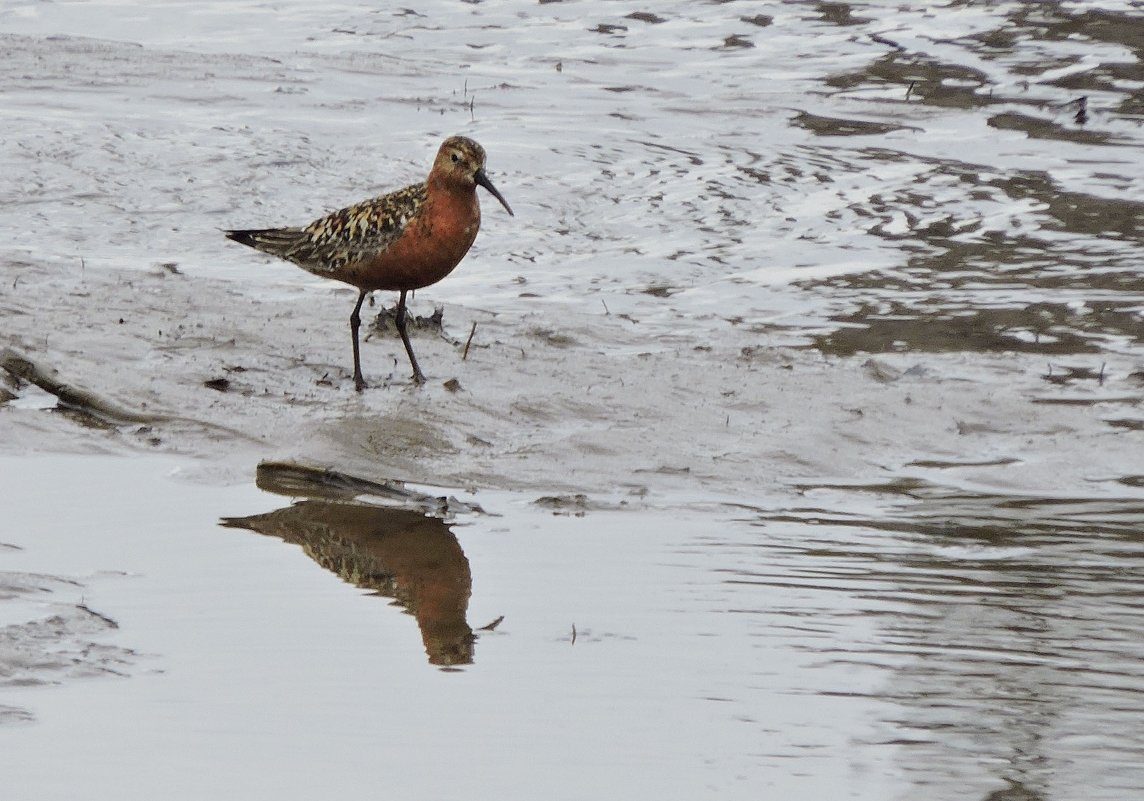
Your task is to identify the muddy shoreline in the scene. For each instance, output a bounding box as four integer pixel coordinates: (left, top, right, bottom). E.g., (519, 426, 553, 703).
(3, 256, 1139, 504)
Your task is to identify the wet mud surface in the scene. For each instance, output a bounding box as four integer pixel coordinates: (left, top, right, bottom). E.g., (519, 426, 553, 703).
(2, 257, 1140, 502)
(2, 2, 1144, 799)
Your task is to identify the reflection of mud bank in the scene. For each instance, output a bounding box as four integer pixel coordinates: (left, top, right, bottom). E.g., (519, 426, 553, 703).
(727, 479, 1144, 799)
(0, 571, 137, 724)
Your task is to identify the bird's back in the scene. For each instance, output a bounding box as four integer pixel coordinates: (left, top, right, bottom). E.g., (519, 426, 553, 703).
(226, 182, 429, 279)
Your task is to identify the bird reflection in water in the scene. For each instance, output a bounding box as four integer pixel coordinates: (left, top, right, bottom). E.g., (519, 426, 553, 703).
(222, 500, 475, 667)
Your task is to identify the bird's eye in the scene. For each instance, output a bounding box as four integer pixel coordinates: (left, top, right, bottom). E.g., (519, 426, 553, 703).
(451, 153, 460, 163)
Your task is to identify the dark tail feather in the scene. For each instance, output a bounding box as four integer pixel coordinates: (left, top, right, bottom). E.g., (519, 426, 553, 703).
(224, 229, 263, 248)
(224, 227, 307, 259)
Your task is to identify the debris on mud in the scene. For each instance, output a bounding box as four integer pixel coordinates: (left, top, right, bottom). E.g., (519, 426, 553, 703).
(254, 461, 484, 517)
(1, 347, 169, 426)
(370, 303, 445, 333)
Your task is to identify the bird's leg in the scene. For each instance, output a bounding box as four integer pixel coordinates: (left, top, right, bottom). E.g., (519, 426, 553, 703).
(395, 290, 426, 385)
(350, 289, 368, 392)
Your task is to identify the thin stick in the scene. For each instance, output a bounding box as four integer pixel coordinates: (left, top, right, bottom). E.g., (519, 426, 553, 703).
(462, 321, 477, 360)
(1, 347, 168, 424)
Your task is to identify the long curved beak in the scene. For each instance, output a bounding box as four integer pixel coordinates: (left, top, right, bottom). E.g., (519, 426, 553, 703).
(475, 168, 514, 216)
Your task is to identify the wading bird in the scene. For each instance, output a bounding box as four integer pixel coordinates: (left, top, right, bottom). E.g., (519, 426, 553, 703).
(226, 135, 513, 390)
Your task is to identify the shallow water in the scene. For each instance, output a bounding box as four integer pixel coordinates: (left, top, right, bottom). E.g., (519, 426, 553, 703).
(3, 1, 1144, 798)
(5, 458, 1144, 799)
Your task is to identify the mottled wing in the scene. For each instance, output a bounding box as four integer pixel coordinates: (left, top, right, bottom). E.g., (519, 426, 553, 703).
(294, 183, 428, 275)
(226, 182, 428, 276)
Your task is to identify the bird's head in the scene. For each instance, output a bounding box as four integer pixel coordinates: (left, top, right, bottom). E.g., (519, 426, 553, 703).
(434, 135, 514, 216)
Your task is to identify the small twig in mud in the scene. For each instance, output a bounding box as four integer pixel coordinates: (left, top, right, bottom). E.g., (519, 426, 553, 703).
(462, 321, 477, 360)
(478, 616, 504, 631)
(571, 624, 577, 645)
(78, 602, 119, 629)
(1074, 96, 1088, 125)
(1099, 361, 1106, 385)
(601, 299, 610, 315)
(905, 81, 916, 101)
